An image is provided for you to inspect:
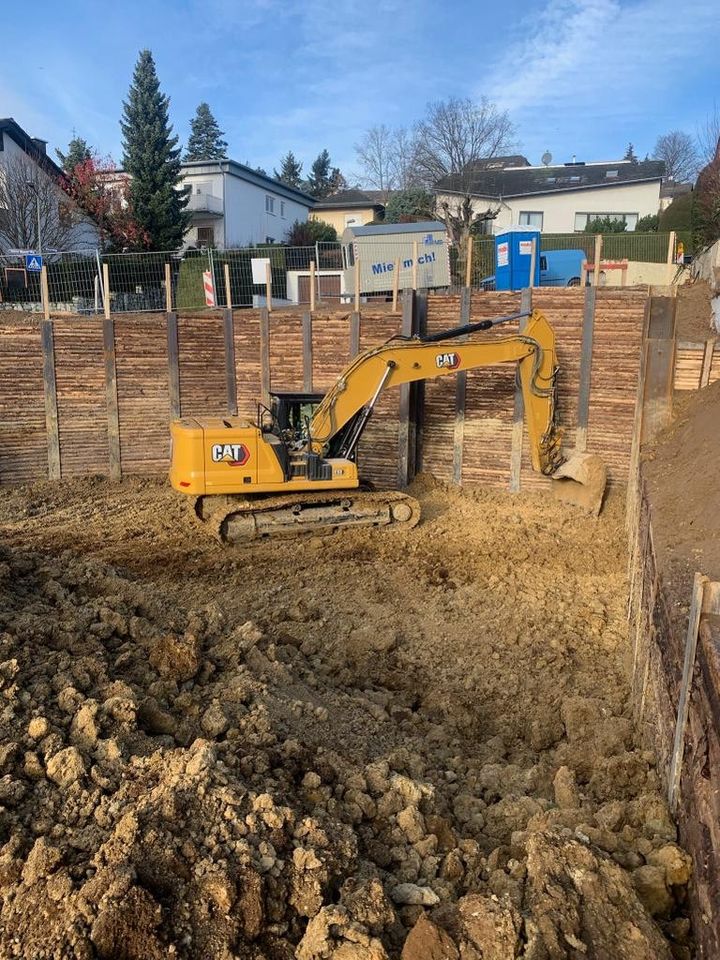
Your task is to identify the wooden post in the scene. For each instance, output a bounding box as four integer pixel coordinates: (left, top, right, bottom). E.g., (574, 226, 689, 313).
(302, 310, 313, 392)
(575, 286, 597, 453)
(310, 260, 316, 312)
(259, 307, 270, 407)
(350, 312, 361, 357)
(465, 236, 474, 288)
(621, 261, 628, 287)
(40, 319, 60, 480)
(668, 572, 708, 813)
(165, 262, 173, 313)
(223, 306, 237, 416)
(667, 230, 677, 265)
(392, 258, 400, 313)
(412, 289, 428, 475)
(528, 237, 537, 288)
(166, 312, 180, 420)
(509, 289, 531, 492)
(453, 287, 471, 484)
(103, 314, 121, 480)
(580, 261, 587, 288)
(354, 259, 361, 312)
(640, 338, 676, 442)
(412, 241, 418, 290)
(224, 262, 232, 309)
(265, 261, 272, 313)
(700, 338, 716, 388)
(40, 264, 50, 320)
(102, 263, 111, 320)
(397, 289, 415, 487)
(593, 234, 603, 287)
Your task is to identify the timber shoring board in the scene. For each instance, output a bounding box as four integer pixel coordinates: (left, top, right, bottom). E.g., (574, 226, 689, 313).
(630, 475, 720, 960)
(0, 290, 648, 487)
(0, 321, 46, 483)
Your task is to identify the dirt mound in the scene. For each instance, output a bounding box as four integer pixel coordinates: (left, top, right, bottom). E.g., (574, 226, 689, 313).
(675, 280, 713, 341)
(645, 378, 720, 617)
(0, 478, 692, 958)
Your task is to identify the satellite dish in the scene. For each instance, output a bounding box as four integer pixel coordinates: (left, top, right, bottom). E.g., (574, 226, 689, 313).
(542, 151, 552, 167)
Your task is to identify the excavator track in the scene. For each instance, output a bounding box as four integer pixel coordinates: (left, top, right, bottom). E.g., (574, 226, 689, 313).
(193, 489, 421, 543)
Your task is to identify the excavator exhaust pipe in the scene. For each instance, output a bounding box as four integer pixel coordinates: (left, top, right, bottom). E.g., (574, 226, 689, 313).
(551, 452, 607, 516)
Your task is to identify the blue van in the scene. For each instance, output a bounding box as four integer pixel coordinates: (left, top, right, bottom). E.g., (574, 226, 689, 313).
(480, 248, 588, 290)
(539, 250, 586, 286)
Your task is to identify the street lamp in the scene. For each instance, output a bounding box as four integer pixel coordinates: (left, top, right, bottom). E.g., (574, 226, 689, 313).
(25, 180, 42, 256)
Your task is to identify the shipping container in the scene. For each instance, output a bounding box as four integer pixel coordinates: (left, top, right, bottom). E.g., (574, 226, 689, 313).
(341, 221, 451, 296)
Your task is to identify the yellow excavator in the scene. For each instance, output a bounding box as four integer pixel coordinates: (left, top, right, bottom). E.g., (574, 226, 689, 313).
(170, 308, 606, 542)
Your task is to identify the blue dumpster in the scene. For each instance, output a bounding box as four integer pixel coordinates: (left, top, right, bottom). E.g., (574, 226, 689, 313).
(495, 227, 541, 291)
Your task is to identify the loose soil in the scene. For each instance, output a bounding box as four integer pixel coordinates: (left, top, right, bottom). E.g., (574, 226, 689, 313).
(675, 280, 713, 341)
(645, 378, 720, 623)
(0, 477, 692, 959)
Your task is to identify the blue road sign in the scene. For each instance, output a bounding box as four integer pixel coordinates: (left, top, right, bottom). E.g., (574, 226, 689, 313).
(25, 254, 43, 272)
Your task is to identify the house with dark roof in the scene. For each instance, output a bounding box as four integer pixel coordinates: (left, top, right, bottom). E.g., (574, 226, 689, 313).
(310, 189, 384, 233)
(0, 118, 99, 252)
(435, 156, 666, 233)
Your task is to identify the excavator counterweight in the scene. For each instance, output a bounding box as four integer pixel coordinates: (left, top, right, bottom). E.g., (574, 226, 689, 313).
(170, 309, 606, 542)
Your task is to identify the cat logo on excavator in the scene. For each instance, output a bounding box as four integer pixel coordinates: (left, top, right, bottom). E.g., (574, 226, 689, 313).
(436, 352, 460, 369)
(211, 443, 250, 466)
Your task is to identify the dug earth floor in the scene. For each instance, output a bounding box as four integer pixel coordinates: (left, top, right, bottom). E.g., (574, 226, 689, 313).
(0, 476, 692, 958)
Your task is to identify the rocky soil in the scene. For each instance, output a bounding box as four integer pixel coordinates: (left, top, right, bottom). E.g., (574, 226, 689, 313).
(0, 476, 693, 959)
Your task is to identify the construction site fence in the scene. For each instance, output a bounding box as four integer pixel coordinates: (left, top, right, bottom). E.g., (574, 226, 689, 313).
(0, 232, 688, 314)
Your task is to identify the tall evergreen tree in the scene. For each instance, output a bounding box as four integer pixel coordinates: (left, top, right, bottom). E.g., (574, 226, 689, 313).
(184, 102, 227, 161)
(306, 149, 333, 198)
(121, 49, 189, 250)
(56, 135, 92, 173)
(274, 151, 303, 189)
(623, 143, 638, 163)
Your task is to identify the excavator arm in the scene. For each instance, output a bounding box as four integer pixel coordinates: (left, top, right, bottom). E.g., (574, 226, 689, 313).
(309, 309, 564, 475)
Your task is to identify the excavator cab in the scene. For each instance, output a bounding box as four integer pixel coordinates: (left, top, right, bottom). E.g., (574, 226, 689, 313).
(269, 392, 325, 443)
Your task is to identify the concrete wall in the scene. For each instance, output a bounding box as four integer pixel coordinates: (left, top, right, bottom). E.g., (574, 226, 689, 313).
(437, 180, 662, 234)
(691, 238, 720, 291)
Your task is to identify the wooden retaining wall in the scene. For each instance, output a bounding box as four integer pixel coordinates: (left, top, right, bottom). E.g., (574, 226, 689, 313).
(628, 476, 720, 960)
(674, 338, 719, 391)
(0, 287, 648, 488)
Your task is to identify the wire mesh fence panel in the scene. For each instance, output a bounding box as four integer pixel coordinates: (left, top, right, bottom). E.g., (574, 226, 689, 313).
(103, 250, 187, 313)
(541, 232, 675, 263)
(0, 251, 102, 312)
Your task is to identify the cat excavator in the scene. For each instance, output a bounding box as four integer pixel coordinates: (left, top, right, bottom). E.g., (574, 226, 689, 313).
(169, 308, 606, 542)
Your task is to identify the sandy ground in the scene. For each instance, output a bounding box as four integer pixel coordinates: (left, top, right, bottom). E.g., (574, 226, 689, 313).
(0, 476, 692, 959)
(675, 281, 714, 341)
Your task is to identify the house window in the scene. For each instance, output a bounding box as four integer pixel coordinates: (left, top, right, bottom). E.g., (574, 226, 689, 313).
(518, 211, 543, 229)
(574, 212, 639, 231)
(605, 170, 618, 178)
(265, 196, 275, 214)
(280, 201, 285, 218)
(197, 226, 214, 247)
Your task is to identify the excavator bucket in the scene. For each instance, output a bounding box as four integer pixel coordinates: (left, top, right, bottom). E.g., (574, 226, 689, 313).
(551, 452, 607, 516)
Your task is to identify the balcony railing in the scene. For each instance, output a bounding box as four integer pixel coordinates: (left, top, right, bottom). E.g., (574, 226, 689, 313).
(186, 192, 223, 216)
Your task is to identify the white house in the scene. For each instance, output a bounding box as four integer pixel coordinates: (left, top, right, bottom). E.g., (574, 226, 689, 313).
(0, 117, 98, 252)
(435, 155, 666, 233)
(180, 160, 314, 249)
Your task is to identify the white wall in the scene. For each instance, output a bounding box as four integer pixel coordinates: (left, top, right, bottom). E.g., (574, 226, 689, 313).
(223, 175, 309, 247)
(0, 134, 99, 251)
(437, 180, 662, 234)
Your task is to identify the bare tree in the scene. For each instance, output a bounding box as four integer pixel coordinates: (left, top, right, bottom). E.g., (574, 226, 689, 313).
(697, 104, 720, 167)
(354, 125, 420, 199)
(0, 155, 74, 253)
(653, 131, 699, 182)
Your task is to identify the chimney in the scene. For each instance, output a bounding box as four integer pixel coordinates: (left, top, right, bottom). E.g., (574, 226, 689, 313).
(31, 138, 47, 155)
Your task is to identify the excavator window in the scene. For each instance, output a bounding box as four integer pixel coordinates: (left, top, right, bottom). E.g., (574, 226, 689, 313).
(270, 392, 325, 442)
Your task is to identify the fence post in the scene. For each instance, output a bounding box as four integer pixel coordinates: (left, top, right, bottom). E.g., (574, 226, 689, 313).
(350, 311, 361, 358)
(392, 258, 400, 313)
(529, 237, 537, 288)
(165, 263, 173, 313)
(509, 289, 532, 492)
(259, 307, 270, 407)
(465, 236, 473, 289)
(224, 263, 232, 310)
(310, 260, 316, 312)
(40, 318, 60, 479)
(102, 263, 111, 319)
(593, 234, 603, 287)
(222, 263, 238, 417)
(354, 259, 361, 312)
(667, 231, 677, 266)
(575, 286, 597, 453)
(265, 261, 273, 313)
(40, 265, 50, 320)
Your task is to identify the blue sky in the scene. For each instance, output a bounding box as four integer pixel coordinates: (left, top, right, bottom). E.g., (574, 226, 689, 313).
(1, 0, 718, 179)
